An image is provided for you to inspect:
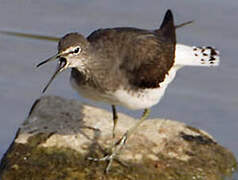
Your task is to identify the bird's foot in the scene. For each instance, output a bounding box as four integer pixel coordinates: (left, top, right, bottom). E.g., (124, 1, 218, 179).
(87, 153, 115, 174)
(88, 132, 128, 173)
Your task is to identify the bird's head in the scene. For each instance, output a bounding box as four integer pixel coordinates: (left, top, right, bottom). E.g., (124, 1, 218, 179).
(37, 33, 90, 93)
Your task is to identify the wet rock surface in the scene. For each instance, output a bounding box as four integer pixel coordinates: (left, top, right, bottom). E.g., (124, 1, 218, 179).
(0, 96, 236, 180)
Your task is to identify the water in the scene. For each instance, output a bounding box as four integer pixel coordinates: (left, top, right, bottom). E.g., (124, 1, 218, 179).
(0, 0, 237, 178)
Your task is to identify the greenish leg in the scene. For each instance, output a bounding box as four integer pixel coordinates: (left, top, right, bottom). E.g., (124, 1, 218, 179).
(125, 108, 150, 138)
(112, 105, 118, 138)
(88, 108, 151, 174)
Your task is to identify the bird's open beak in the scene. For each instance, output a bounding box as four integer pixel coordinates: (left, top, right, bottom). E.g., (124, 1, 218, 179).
(37, 54, 67, 93)
(36, 54, 59, 68)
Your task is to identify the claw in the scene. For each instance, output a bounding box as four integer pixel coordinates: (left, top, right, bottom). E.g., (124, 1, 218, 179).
(88, 133, 128, 173)
(87, 109, 150, 173)
(88, 154, 114, 173)
(87, 154, 112, 162)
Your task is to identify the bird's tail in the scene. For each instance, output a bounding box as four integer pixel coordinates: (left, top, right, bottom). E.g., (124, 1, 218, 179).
(174, 44, 220, 67)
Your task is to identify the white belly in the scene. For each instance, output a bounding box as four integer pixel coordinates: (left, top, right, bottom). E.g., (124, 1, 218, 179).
(70, 68, 177, 110)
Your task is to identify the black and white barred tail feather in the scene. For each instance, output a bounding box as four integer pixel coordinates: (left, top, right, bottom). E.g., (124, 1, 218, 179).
(175, 44, 220, 67)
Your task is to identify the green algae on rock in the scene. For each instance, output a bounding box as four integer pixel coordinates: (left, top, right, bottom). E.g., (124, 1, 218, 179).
(0, 96, 236, 180)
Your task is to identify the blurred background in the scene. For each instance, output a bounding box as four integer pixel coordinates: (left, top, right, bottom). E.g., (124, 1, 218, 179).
(0, 0, 237, 178)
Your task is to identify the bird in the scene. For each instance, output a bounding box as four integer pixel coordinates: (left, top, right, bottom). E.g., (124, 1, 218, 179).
(36, 9, 220, 173)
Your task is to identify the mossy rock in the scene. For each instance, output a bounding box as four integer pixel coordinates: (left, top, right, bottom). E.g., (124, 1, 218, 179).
(0, 96, 236, 180)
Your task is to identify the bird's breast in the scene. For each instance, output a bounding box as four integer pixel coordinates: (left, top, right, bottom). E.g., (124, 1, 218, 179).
(70, 67, 177, 110)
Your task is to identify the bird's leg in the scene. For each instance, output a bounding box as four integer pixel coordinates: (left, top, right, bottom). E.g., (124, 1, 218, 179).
(125, 108, 150, 138)
(88, 108, 150, 174)
(112, 105, 118, 138)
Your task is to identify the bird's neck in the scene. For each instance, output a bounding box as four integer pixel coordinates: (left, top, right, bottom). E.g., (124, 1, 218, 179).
(72, 52, 105, 89)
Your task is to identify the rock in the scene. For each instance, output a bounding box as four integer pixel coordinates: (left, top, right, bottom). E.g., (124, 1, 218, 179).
(0, 96, 236, 180)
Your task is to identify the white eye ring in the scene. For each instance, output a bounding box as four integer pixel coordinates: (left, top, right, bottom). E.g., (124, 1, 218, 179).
(73, 46, 81, 54)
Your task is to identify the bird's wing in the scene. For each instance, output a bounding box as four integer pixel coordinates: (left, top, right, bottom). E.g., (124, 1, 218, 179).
(119, 31, 175, 89)
(87, 10, 176, 89)
(87, 28, 175, 89)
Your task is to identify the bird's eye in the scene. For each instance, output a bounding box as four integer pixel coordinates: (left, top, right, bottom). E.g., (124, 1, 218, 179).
(73, 47, 81, 54)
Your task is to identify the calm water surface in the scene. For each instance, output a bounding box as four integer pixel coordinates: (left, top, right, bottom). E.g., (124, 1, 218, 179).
(0, 0, 237, 178)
